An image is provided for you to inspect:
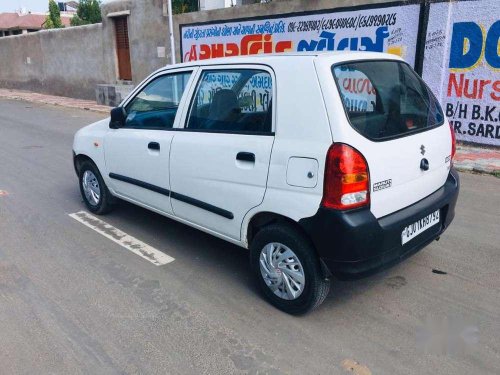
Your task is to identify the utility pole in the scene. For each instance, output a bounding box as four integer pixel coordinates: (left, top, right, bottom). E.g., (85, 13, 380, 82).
(167, 0, 176, 65)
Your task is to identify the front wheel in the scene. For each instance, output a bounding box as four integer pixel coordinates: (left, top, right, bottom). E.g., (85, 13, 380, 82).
(250, 223, 330, 314)
(78, 160, 115, 215)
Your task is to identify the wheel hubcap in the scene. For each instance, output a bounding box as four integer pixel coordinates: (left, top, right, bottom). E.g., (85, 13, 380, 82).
(259, 242, 305, 300)
(82, 170, 100, 206)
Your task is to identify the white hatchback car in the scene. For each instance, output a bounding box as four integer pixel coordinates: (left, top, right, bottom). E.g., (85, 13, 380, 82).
(73, 52, 459, 314)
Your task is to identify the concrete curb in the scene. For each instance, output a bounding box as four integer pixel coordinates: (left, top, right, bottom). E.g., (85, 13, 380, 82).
(0, 89, 110, 114)
(455, 166, 500, 177)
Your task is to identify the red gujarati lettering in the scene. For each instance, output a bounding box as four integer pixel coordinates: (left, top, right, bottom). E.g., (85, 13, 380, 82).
(185, 34, 293, 61)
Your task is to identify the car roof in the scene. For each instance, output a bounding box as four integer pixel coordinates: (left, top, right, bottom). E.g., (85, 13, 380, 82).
(157, 51, 405, 72)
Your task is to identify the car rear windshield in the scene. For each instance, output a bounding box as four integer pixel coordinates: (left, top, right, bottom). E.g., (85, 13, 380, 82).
(332, 60, 444, 141)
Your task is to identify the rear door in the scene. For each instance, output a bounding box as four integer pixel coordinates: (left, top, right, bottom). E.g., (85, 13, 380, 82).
(319, 58, 452, 218)
(169, 66, 275, 240)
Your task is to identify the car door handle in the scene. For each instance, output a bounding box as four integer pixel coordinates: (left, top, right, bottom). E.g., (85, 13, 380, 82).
(148, 142, 160, 151)
(236, 152, 255, 162)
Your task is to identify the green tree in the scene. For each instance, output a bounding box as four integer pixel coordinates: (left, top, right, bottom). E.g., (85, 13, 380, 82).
(172, 0, 199, 14)
(71, 0, 102, 26)
(45, 0, 64, 29)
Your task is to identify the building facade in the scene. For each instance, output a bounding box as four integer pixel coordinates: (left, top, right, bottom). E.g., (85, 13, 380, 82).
(0, 10, 71, 37)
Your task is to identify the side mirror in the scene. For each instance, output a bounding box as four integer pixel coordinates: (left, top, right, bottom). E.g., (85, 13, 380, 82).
(109, 107, 126, 129)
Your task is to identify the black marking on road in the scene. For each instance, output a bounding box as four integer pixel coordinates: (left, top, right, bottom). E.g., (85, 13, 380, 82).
(432, 269, 447, 275)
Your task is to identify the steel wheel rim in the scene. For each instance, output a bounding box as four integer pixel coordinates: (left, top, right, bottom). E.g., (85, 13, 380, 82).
(82, 170, 100, 206)
(259, 242, 305, 300)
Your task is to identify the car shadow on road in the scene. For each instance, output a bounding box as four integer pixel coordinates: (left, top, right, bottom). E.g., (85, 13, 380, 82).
(109, 200, 255, 279)
(101, 199, 404, 315)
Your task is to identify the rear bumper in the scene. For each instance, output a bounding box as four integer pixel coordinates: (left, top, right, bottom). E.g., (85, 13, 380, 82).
(299, 168, 460, 280)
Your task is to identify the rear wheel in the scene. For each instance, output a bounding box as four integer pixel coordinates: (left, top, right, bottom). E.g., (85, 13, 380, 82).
(250, 223, 330, 314)
(78, 160, 115, 215)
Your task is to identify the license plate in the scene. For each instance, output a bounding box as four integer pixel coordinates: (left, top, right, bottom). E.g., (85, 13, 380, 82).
(401, 210, 440, 245)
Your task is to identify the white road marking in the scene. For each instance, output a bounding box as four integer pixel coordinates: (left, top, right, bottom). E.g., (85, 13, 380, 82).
(69, 211, 175, 266)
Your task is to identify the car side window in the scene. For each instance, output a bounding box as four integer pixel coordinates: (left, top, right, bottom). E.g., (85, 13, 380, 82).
(186, 69, 273, 134)
(124, 72, 192, 129)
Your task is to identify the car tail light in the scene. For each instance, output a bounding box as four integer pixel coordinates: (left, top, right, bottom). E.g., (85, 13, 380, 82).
(449, 121, 456, 162)
(322, 143, 370, 210)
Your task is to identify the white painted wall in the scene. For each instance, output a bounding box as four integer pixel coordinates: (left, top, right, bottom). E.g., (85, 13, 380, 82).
(200, 0, 242, 11)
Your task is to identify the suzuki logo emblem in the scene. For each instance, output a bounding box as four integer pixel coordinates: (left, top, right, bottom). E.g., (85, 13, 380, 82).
(420, 145, 426, 155)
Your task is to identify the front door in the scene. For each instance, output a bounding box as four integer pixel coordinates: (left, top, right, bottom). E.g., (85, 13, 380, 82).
(104, 70, 195, 214)
(114, 16, 132, 81)
(169, 67, 275, 240)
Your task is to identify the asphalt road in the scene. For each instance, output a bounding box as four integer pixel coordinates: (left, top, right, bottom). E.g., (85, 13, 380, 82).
(0, 99, 499, 375)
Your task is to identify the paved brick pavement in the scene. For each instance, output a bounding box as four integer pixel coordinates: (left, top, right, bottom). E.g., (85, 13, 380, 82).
(0, 89, 110, 113)
(454, 144, 500, 175)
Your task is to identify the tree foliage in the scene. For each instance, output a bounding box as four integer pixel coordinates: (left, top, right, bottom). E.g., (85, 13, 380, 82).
(45, 0, 64, 29)
(172, 0, 199, 14)
(71, 0, 102, 26)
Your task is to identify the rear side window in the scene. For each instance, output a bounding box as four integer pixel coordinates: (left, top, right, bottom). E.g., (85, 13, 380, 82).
(332, 61, 444, 141)
(186, 69, 273, 134)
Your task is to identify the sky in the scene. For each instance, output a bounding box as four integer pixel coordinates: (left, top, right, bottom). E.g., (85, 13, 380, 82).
(0, 0, 48, 13)
(0, 0, 110, 13)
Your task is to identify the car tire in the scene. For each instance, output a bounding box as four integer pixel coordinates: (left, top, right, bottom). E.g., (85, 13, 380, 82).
(78, 160, 115, 215)
(250, 223, 330, 314)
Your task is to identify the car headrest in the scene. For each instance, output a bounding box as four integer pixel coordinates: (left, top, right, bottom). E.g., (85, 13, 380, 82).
(209, 89, 239, 122)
